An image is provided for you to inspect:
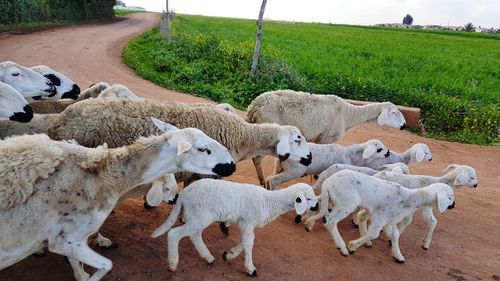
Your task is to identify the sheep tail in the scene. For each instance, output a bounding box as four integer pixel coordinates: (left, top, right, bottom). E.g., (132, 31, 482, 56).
(151, 201, 182, 238)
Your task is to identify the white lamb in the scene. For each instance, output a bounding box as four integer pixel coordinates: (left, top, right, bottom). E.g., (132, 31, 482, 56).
(0, 81, 33, 123)
(0, 61, 55, 98)
(306, 170, 455, 263)
(97, 84, 138, 99)
(265, 139, 390, 189)
(151, 179, 318, 277)
(246, 89, 407, 185)
(0, 121, 235, 281)
(355, 164, 477, 250)
(363, 143, 432, 170)
(29, 65, 81, 100)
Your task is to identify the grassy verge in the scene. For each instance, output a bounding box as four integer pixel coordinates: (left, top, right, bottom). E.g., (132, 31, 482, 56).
(114, 9, 145, 16)
(122, 15, 500, 145)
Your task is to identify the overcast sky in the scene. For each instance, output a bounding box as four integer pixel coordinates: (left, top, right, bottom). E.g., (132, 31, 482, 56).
(123, 0, 499, 28)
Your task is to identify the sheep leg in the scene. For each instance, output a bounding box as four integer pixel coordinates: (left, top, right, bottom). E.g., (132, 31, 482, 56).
(189, 230, 214, 264)
(324, 206, 356, 256)
(252, 155, 266, 187)
(420, 207, 437, 250)
(397, 214, 414, 235)
(356, 209, 373, 247)
(385, 223, 405, 263)
(266, 169, 302, 190)
(348, 217, 384, 253)
(89, 232, 115, 249)
(272, 158, 283, 175)
(223, 243, 244, 261)
(167, 223, 202, 271)
(67, 257, 90, 281)
(49, 241, 112, 281)
(241, 225, 257, 277)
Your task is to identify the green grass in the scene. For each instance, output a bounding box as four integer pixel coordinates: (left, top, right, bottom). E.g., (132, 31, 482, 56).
(114, 9, 145, 16)
(123, 14, 500, 144)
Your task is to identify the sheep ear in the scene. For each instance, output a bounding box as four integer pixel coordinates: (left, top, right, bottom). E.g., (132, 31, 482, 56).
(294, 195, 307, 215)
(443, 164, 457, 173)
(454, 171, 468, 186)
(98, 84, 108, 93)
(362, 144, 376, 159)
(151, 117, 179, 132)
(377, 107, 389, 125)
(437, 192, 449, 213)
(146, 180, 163, 207)
(415, 148, 425, 162)
(276, 132, 291, 161)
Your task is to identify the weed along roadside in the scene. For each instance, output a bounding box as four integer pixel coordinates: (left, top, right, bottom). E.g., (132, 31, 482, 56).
(122, 14, 499, 145)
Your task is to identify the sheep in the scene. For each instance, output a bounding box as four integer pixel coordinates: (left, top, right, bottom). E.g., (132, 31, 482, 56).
(29, 65, 81, 101)
(0, 61, 55, 98)
(363, 143, 432, 170)
(265, 139, 390, 189)
(246, 89, 407, 185)
(0, 81, 33, 123)
(305, 170, 455, 263)
(151, 179, 318, 277)
(0, 114, 58, 139)
(0, 120, 235, 281)
(29, 82, 110, 114)
(48, 98, 313, 182)
(354, 164, 478, 250)
(97, 84, 138, 99)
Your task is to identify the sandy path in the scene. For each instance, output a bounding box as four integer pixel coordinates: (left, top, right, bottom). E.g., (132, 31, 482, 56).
(0, 13, 499, 281)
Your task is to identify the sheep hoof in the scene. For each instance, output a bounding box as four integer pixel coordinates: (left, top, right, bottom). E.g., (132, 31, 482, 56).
(365, 242, 373, 248)
(143, 201, 155, 210)
(222, 252, 229, 262)
(32, 252, 47, 258)
(393, 257, 405, 264)
(100, 242, 119, 250)
(388, 240, 392, 246)
(111, 210, 115, 214)
(219, 222, 229, 236)
(351, 218, 359, 228)
(322, 217, 327, 224)
(295, 215, 302, 224)
(340, 251, 349, 257)
(249, 270, 258, 277)
(313, 175, 319, 180)
(421, 245, 429, 251)
(348, 249, 355, 255)
(305, 226, 310, 232)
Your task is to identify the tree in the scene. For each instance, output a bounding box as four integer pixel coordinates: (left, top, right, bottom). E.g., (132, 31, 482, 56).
(464, 22, 474, 32)
(250, 0, 268, 74)
(402, 14, 413, 25)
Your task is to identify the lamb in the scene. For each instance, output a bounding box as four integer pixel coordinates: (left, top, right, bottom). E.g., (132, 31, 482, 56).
(246, 89, 407, 185)
(97, 84, 138, 99)
(0, 114, 58, 139)
(0, 120, 235, 281)
(363, 143, 432, 170)
(29, 65, 80, 100)
(0, 81, 33, 123)
(305, 170, 455, 263)
(151, 179, 318, 277)
(0, 61, 55, 98)
(355, 164, 477, 250)
(30, 82, 110, 114)
(265, 139, 390, 189)
(48, 98, 313, 181)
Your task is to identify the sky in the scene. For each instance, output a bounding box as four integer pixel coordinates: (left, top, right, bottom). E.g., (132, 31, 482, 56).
(123, 0, 499, 29)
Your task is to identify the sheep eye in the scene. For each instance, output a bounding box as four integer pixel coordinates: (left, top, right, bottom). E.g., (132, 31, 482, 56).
(294, 140, 301, 145)
(198, 148, 211, 154)
(12, 73, 20, 77)
(377, 148, 383, 153)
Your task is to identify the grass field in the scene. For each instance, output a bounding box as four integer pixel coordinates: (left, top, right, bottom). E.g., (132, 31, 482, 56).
(123, 14, 500, 144)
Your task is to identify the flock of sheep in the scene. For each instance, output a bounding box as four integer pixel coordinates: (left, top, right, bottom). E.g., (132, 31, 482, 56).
(0, 60, 478, 280)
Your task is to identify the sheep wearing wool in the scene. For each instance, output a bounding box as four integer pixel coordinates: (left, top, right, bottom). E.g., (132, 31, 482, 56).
(29, 65, 80, 101)
(151, 179, 318, 277)
(0, 114, 58, 139)
(48, 98, 312, 179)
(97, 84, 138, 99)
(0, 122, 235, 281)
(30, 82, 110, 114)
(305, 170, 455, 263)
(266, 139, 390, 189)
(355, 164, 477, 250)
(363, 143, 432, 170)
(246, 89, 406, 186)
(0, 61, 55, 98)
(0, 81, 33, 123)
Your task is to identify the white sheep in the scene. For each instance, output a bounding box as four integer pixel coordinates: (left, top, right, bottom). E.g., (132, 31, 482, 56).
(0, 114, 58, 139)
(0, 61, 55, 98)
(246, 89, 407, 185)
(0, 81, 33, 123)
(305, 170, 455, 263)
(355, 164, 477, 249)
(29, 65, 81, 100)
(151, 179, 318, 277)
(0, 120, 235, 281)
(265, 139, 390, 189)
(363, 143, 432, 170)
(97, 84, 138, 99)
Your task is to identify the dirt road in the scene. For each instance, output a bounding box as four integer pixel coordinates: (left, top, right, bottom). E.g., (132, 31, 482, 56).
(1, 13, 499, 281)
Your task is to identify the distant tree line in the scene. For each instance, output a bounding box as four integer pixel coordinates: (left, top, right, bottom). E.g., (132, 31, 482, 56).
(0, 0, 115, 25)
